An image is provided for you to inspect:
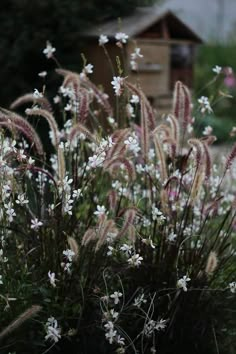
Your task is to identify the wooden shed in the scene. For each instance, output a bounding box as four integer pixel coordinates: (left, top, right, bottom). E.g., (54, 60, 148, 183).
(83, 6, 203, 115)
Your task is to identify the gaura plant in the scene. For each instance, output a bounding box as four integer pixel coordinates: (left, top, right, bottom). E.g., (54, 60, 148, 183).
(0, 42, 236, 354)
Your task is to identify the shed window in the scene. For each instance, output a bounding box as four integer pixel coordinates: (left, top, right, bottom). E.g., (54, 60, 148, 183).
(171, 44, 194, 68)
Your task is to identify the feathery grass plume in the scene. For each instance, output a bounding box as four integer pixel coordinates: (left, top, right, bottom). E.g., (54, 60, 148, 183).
(69, 122, 98, 144)
(152, 127, 168, 183)
(10, 93, 52, 112)
(25, 108, 60, 147)
(104, 157, 136, 181)
(81, 228, 97, 246)
(77, 88, 90, 123)
(117, 207, 137, 238)
(166, 114, 180, 154)
(125, 81, 155, 130)
(95, 219, 117, 251)
(202, 142, 212, 181)
(200, 135, 217, 146)
(57, 146, 66, 182)
(0, 305, 41, 341)
(162, 137, 177, 159)
(173, 81, 191, 138)
(205, 251, 218, 275)
(106, 128, 130, 161)
(67, 236, 79, 260)
(0, 110, 44, 156)
(154, 124, 171, 138)
(188, 138, 205, 169)
(128, 224, 136, 243)
(108, 190, 118, 210)
(57, 68, 112, 117)
(140, 98, 149, 160)
(224, 142, 236, 173)
(189, 162, 206, 204)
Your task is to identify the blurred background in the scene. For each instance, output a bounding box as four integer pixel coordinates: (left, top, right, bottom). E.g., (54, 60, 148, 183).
(0, 0, 236, 143)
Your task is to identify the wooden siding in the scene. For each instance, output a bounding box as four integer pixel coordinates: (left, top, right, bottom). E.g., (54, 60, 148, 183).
(127, 40, 170, 97)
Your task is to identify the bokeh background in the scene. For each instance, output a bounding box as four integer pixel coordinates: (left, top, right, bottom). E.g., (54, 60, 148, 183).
(0, 0, 236, 143)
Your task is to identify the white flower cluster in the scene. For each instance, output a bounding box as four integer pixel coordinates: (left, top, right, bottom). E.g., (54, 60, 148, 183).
(124, 133, 140, 156)
(61, 249, 76, 274)
(151, 205, 166, 223)
(45, 317, 61, 343)
(111, 76, 124, 96)
(202, 125, 213, 136)
(144, 318, 167, 337)
(130, 47, 143, 71)
(57, 176, 82, 216)
(88, 136, 114, 169)
(198, 96, 213, 114)
(115, 32, 129, 44)
(120, 243, 143, 267)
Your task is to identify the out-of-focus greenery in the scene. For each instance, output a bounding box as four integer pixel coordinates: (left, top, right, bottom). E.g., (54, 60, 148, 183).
(0, 0, 158, 107)
(194, 44, 236, 144)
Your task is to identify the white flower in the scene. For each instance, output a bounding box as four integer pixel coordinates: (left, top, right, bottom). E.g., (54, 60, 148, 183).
(43, 41, 56, 59)
(108, 116, 115, 125)
(126, 103, 135, 118)
(4, 203, 16, 222)
(30, 218, 43, 231)
(104, 321, 114, 331)
(107, 246, 114, 256)
(16, 194, 29, 206)
(130, 60, 138, 71)
(167, 232, 177, 243)
(63, 249, 75, 262)
(99, 34, 109, 46)
(134, 293, 147, 307)
(177, 275, 191, 292)
(116, 335, 125, 345)
(203, 125, 213, 136)
(152, 205, 163, 221)
(212, 65, 222, 75)
(128, 254, 143, 267)
(72, 189, 82, 199)
(120, 244, 133, 256)
(124, 133, 140, 155)
(229, 281, 236, 293)
(110, 291, 123, 305)
(28, 157, 35, 165)
(111, 76, 124, 96)
(155, 318, 168, 331)
(84, 63, 93, 74)
(45, 317, 61, 343)
(33, 88, 43, 99)
(64, 103, 72, 111)
(115, 32, 129, 44)
(131, 47, 143, 60)
(38, 71, 47, 78)
(48, 271, 57, 287)
(130, 94, 139, 104)
(198, 96, 213, 114)
(0, 275, 3, 285)
(94, 205, 106, 217)
(53, 95, 61, 104)
(105, 329, 117, 344)
(88, 152, 106, 168)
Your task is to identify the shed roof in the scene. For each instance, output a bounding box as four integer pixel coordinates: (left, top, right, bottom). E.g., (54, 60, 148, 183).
(84, 5, 203, 43)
